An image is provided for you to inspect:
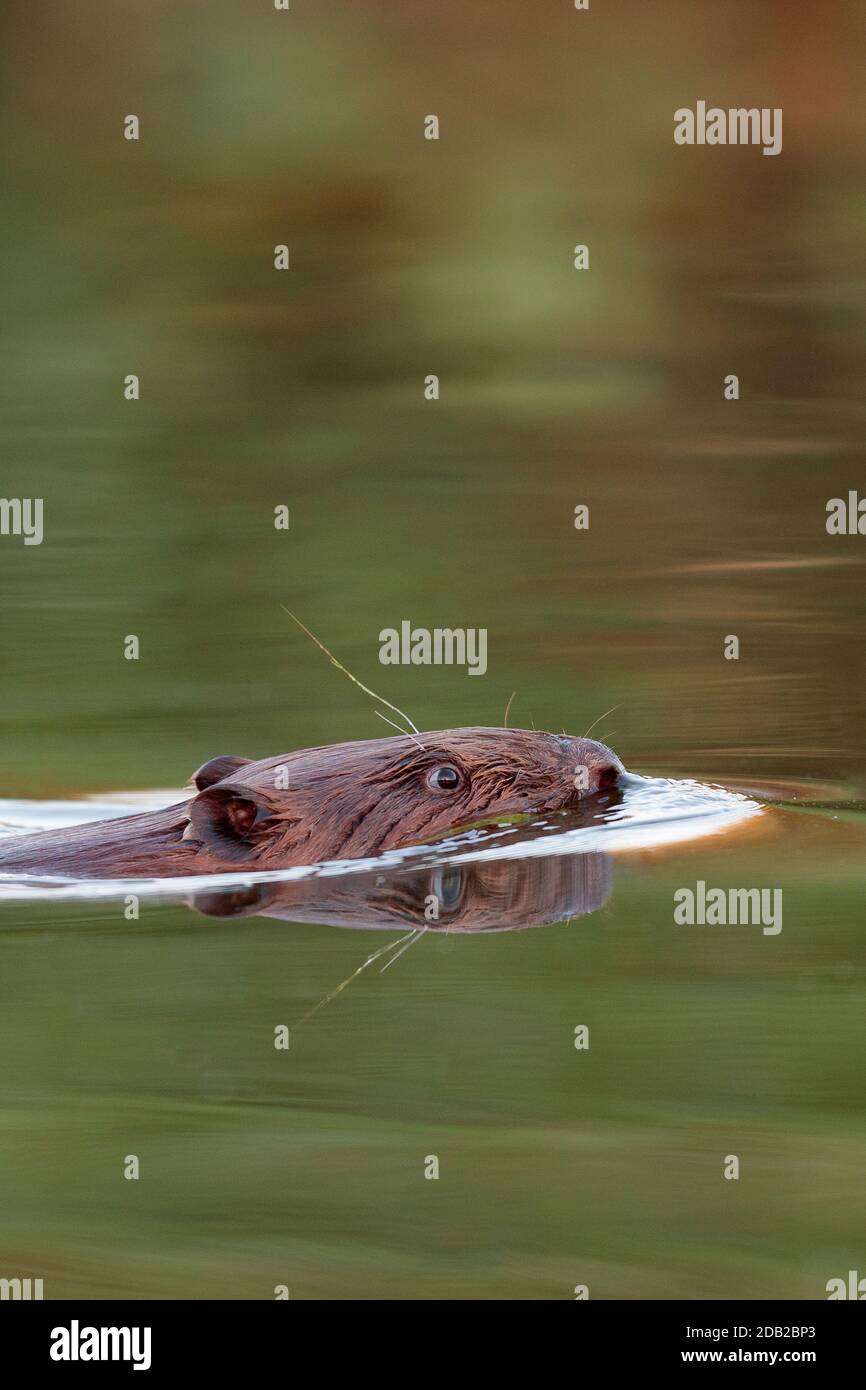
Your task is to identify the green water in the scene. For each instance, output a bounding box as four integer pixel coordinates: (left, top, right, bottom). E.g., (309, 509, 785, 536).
(0, 1, 864, 1299)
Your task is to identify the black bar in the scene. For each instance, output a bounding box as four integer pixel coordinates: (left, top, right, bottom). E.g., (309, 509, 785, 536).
(3, 1299, 861, 1374)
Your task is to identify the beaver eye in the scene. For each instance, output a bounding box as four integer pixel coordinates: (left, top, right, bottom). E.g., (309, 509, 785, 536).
(428, 765, 462, 791)
(432, 867, 464, 909)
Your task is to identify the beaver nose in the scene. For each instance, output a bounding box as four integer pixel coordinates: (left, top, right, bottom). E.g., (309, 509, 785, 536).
(561, 736, 624, 795)
(591, 759, 622, 793)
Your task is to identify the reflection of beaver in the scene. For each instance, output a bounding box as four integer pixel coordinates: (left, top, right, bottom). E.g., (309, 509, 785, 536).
(0, 728, 622, 879)
(188, 852, 614, 931)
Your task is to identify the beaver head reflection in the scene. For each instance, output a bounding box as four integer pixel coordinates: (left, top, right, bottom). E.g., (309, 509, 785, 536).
(186, 850, 613, 932)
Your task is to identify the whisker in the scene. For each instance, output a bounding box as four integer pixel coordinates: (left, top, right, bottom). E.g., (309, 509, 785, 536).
(583, 704, 622, 739)
(503, 690, 516, 728)
(380, 923, 429, 972)
(292, 927, 419, 1028)
(373, 710, 426, 750)
(281, 607, 421, 735)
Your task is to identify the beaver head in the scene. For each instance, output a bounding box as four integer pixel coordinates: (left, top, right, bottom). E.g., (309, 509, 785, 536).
(184, 727, 623, 868)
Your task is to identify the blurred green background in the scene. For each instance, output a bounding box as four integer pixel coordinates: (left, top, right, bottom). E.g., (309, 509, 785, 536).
(0, 0, 864, 1298)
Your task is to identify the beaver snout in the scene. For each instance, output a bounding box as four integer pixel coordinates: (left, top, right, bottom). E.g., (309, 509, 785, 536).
(559, 736, 624, 798)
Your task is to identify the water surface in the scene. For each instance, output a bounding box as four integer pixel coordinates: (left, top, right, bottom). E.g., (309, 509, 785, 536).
(1, 0, 864, 1300)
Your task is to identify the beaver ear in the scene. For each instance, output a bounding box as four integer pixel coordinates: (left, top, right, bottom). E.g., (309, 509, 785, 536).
(187, 885, 273, 917)
(190, 755, 253, 791)
(185, 782, 273, 862)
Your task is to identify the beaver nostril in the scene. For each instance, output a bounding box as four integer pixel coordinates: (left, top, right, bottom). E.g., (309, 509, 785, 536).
(595, 762, 621, 793)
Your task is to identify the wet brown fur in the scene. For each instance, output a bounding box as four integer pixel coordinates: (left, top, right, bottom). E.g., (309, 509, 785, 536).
(0, 727, 623, 880)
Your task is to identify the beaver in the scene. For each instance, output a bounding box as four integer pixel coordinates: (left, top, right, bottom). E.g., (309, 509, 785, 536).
(187, 851, 614, 931)
(0, 727, 623, 880)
